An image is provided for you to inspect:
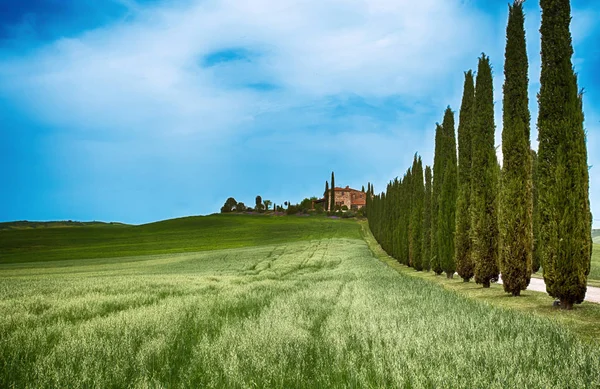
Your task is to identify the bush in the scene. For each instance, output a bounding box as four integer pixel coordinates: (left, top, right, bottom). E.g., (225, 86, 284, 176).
(341, 205, 349, 211)
(221, 197, 238, 213)
(341, 211, 356, 219)
(286, 205, 300, 215)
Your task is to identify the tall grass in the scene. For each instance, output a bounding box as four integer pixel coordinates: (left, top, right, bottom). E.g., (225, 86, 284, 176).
(1, 238, 599, 388)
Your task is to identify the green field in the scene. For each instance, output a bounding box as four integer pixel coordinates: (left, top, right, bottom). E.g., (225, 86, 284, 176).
(0, 214, 360, 264)
(591, 244, 600, 282)
(0, 220, 127, 231)
(2, 216, 600, 388)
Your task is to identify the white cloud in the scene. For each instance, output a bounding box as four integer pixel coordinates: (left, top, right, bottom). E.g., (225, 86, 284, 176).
(1, 0, 597, 223)
(0, 0, 491, 139)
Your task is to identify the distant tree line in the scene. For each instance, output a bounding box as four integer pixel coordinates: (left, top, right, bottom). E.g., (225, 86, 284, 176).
(220, 195, 330, 216)
(368, 0, 591, 309)
(219, 195, 275, 213)
(222, 169, 368, 219)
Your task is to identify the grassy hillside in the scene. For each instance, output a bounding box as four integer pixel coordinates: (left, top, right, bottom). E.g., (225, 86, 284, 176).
(591, 243, 600, 283)
(592, 229, 600, 243)
(0, 220, 125, 230)
(2, 237, 600, 388)
(0, 214, 360, 264)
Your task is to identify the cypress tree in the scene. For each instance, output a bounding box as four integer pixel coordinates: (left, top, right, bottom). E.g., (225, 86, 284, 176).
(403, 169, 412, 266)
(456, 71, 476, 282)
(431, 123, 444, 275)
(471, 54, 500, 288)
(407, 172, 412, 267)
(538, 0, 591, 309)
(324, 181, 330, 213)
(366, 183, 371, 217)
(392, 177, 401, 261)
(391, 180, 398, 258)
(330, 172, 336, 212)
(439, 107, 458, 278)
(368, 183, 374, 216)
(398, 178, 405, 262)
(411, 155, 425, 271)
(499, 0, 533, 296)
(531, 150, 541, 272)
(422, 165, 432, 271)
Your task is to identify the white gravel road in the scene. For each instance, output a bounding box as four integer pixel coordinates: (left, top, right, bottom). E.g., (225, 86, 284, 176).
(497, 275, 600, 304)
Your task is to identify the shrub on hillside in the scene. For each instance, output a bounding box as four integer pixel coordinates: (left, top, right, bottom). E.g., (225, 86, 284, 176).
(286, 205, 300, 215)
(221, 197, 238, 213)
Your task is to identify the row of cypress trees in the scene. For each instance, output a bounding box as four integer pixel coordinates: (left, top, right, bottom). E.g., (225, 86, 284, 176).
(367, 0, 591, 308)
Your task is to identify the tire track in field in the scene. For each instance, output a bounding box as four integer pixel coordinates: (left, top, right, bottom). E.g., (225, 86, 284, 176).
(244, 245, 288, 275)
(277, 240, 340, 279)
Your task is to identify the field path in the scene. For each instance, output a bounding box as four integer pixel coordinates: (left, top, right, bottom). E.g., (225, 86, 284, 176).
(497, 276, 600, 303)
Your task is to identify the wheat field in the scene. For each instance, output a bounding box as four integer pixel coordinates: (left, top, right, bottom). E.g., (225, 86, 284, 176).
(2, 236, 600, 388)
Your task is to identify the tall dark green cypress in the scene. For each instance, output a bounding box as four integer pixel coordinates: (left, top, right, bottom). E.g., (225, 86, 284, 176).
(471, 54, 500, 288)
(538, 0, 591, 309)
(368, 183, 374, 217)
(324, 181, 329, 213)
(439, 107, 458, 278)
(330, 172, 336, 212)
(531, 150, 541, 272)
(499, 0, 533, 296)
(411, 155, 425, 271)
(431, 123, 444, 275)
(392, 177, 402, 261)
(456, 71, 476, 282)
(403, 169, 412, 266)
(422, 165, 432, 271)
(366, 183, 371, 217)
(365, 183, 370, 217)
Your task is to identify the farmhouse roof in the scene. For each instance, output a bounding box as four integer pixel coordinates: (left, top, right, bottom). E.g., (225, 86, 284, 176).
(332, 186, 361, 192)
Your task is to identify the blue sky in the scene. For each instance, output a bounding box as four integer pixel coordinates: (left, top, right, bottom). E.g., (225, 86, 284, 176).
(1, 0, 599, 226)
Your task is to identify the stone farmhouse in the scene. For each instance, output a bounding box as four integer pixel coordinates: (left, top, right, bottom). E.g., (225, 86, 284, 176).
(314, 186, 366, 211)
